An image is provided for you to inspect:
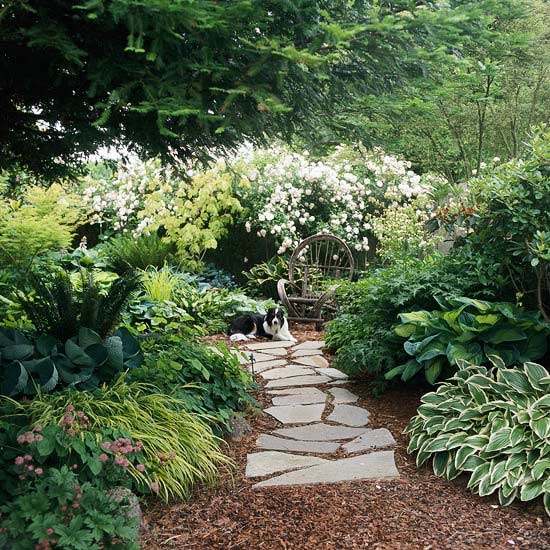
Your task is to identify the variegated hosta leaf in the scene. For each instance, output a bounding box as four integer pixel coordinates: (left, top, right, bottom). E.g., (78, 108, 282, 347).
(405, 362, 550, 516)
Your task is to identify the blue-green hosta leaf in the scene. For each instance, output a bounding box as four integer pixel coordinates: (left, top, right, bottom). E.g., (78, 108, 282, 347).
(455, 446, 477, 469)
(483, 327, 527, 345)
(85, 343, 109, 366)
(446, 342, 482, 365)
(34, 357, 59, 392)
(518, 333, 548, 363)
(432, 451, 449, 477)
(424, 358, 444, 384)
(384, 363, 406, 380)
(401, 360, 423, 382)
(524, 362, 550, 391)
(114, 327, 140, 357)
(77, 327, 102, 349)
(531, 459, 550, 481)
(65, 339, 94, 367)
(1, 361, 29, 395)
(2, 344, 34, 361)
(35, 335, 57, 357)
(105, 336, 124, 370)
(520, 479, 544, 502)
(530, 417, 550, 440)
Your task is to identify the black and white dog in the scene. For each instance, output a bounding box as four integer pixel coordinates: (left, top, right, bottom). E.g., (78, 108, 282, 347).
(229, 307, 296, 342)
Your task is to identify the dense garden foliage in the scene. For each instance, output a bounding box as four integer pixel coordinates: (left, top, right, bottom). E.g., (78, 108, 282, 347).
(0, 0, 548, 547)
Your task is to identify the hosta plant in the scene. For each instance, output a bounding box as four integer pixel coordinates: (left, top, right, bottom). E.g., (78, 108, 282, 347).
(0, 327, 143, 397)
(389, 297, 549, 384)
(406, 361, 550, 515)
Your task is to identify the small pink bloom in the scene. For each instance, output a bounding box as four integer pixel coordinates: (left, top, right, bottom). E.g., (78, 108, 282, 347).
(46, 528, 54, 535)
(24, 455, 32, 462)
(35, 468, 43, 475)
(99, 453, 109, 463)
(149, 481, 160, 494)
(136, 464, 145, 472)
(14, 456, 24, 465)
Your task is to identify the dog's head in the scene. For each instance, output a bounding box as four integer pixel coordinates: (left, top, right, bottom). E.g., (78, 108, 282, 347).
(265, 307, 285, 332)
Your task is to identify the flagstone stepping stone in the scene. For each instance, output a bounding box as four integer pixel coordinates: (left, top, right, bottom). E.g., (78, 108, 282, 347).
(292, 340, 325, 350)
(253, 451, 399, 488)
(315, 367, 348, 380)
(265, 375, 331, 389)
(328, 387, 359, 404)
(260, 366, 315, 380)
(328, 380, 349, 386)
(264, 404, 325, 424)
(259, 347, 288, 356)
(246, 340, 295, 351)
(272, 391, 326, 406)
(273, 423, 368, 441)
(268, 387, 326, 396)
(292, 348, 325, 357)
(342, 429, 396, 454)
(294, 355, 330, 369)
(247, 359, 288, 374)
(327, 404, 370, 427)
(256, 434, 340, 454)
(245, 451, 328, 478)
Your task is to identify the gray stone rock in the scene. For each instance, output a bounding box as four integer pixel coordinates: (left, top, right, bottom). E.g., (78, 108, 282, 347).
(240, 351, 278, 364)
(292, 340, 325, 350)
(256, 434, 340, 454)
(245, 451, 327, 478)
(272, 390, 326, 406)
(108, 487, 142, 534)
(260, 366, 315, 380)
(328, 387, 359, 404)
(246, 340, 295, 351)
(253, 451, 399, 488)
(315, 367, 348, 380)
(247, 359, 288, 373)
(293, 355, 329, 369)
(342, 429, 396, 454)
(265, 375, 331, 389)
(264, 403, 325, 424)
(327, 404, 370, 427)
(226, 414, 252, 441)
(273, 423, 368, 441)
(268, 387, 325, 396)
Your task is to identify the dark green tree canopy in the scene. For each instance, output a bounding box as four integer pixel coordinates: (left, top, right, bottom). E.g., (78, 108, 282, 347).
(0, 0, 515, 177)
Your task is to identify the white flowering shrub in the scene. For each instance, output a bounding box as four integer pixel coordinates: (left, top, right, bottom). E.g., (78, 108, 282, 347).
(233, 144, 433, 255)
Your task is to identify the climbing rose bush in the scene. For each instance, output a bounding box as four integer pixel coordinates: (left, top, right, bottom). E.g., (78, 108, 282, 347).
(232, 144, 435, 255)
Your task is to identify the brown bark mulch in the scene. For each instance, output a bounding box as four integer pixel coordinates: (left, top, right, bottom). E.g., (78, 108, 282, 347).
(141, 325, 549, 549)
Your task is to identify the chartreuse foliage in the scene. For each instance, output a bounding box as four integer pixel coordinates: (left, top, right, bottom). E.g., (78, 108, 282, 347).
(24, 378, 230, 501)
(388, 297, 549, 384)
(0, 466, 139, 550)
(0, 327, 143, 397)
(406, 361, 550, 516)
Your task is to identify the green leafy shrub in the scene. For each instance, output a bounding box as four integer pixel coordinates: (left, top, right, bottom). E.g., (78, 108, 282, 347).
(325, 250, 508, 388)
(389, 297, 549, 384)
(0, 466, 139, 550)
(0, 326, 143, 397)
(406, 361, 550, 516)
(22, 378, 230, 500)
(131, 336, 256, 430)
(244, 256, 290, 299)
(141, 267, 180, 302)
(103, 233, 176, 275)
(19, 270, 138, 341)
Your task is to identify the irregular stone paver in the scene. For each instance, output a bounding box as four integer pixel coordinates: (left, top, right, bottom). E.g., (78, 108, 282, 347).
(254, 451, 399, 488)
(260, 366, 315, 380)
(246, 340, 295, 351)
(259, 347, 288, 356)
(264, 404, 325, 424)
(245, 451, 327, 478)
(268, 387, 326, 396)
(247, 359, 288, 373)
(273, 423, 368, 441)
(239, 351, 275, 365)
(316, 367, 348, 380)
(256, 434, 340, 454)
(342, 429, 396, 454)
(292, 340, 325, 351)
(265, 375, 331, 389)
(292, 348, 325, 357)
(328, 387, 359, 404)
(294, 355, 330, 369)
(327, 404, 370, 427)
(272, 391, 326, 406)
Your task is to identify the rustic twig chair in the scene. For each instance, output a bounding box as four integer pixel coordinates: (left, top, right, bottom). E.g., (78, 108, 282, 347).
(277, 233, 355, 329)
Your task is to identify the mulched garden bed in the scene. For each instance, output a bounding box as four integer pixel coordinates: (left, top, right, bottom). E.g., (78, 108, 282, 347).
(142, 326, 550, 549)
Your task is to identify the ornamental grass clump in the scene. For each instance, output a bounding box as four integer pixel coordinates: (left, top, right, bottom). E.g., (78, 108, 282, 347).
(406, 360, 550, 515)
(22, 378, 231, 501)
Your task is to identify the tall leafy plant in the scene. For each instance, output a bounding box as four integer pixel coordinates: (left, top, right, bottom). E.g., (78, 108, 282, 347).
(390, 297, 548, 384)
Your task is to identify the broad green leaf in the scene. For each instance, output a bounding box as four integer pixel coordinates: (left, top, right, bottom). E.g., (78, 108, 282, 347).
(425, 358, 444, 384)
(432, 451, 449, 476)
(531, 459, 550, 481)
(398, 311, 431, 324)
(2, 344, 34, 361)
(520, 479, 544, 502)
(65, 339, 94, 367)
(524, 362, 549, 390)
(402, 360, 424, 382)
(395, 323, 415, 337)
(455, 445, 476, 469)
(498, 369, 531, 394)
(485, 428, 512, 452)
(530, 417, 550, 439)
(484, 327, 527, 345)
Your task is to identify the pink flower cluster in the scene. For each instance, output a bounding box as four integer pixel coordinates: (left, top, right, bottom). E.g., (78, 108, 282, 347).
(17, 425, 43, 444)
(13, 454, 43, 479)
(100, 437, 146, 472)
(60, 405, 90, 436)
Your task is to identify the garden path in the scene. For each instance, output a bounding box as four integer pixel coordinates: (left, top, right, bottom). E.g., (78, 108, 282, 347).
(239, 339, 400, 487)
